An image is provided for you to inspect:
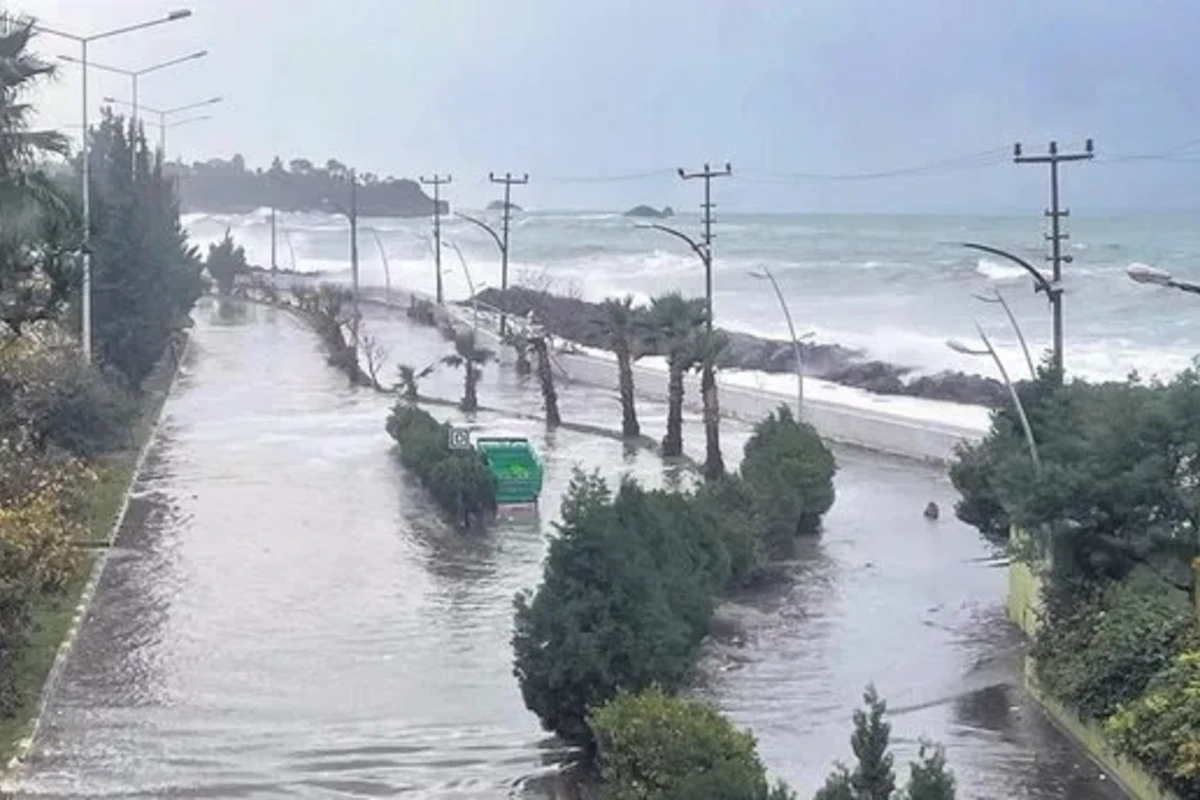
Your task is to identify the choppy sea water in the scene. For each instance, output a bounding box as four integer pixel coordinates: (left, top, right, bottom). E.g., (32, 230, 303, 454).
(185, 209, 1200, 386)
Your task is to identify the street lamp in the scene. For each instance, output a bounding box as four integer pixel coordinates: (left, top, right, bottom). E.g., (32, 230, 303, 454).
(59, 50, 206, 124)
(456, 212, 505, 328)
(963, 242, 1062, 376)
(971, 288, 1036, 381)
(364, 227, 391, 296)
(748, 267, 812, 419)
(947, 322, 1041, 470)
(1126, 263, 1200, 295)
(320, 169, 360, 352)
(105, 95, 222, 156)
(441, 239, 481, 331)
(30, 8, 194, 362)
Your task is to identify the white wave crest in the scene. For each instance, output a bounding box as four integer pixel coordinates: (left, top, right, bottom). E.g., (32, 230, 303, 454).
(975, 257, 1026, 282)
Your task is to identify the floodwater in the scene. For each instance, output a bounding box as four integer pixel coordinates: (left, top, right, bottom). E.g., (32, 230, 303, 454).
(6, 299, 1124, 799)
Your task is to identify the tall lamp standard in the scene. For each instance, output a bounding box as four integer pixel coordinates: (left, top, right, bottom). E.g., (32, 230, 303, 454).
(748, 267, 813, 419)
(30, 9, 194, 362)
(104, 95, 222, 157)
(947, 322, 1041, 471)
(59, 50, 206, 124)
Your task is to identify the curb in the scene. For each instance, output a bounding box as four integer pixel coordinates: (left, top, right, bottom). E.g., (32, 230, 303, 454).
(1, 333, 192, 783)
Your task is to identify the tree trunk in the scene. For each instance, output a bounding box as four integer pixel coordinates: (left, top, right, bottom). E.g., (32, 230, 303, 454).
(532, 337, 561, 427)
(663, 358, 684, 457)
(701, 361, 724, 480)
(463, 366, 478, 411)
(616, 345, 639, 438)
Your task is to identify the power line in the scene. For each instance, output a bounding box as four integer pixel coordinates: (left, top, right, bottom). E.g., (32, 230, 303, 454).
(738, 148, 1010, 182)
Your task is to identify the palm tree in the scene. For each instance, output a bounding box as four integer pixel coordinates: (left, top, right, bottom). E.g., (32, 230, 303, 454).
(527, 327, 561, 427)
(693, 329, 728, 480)
(649, 293, 705, 458)
(602, 295, 642, 438)
(0, 19, 78, 336)
(397, 362, 434, 401)
(442, 330, 494, 411)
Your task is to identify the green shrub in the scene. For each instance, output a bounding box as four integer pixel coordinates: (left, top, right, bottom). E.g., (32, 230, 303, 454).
(1032, 569, 1193, 721)
(512, 471, 726, 745)
(1106, 648, 1200, 798)
(950, 363, 1200, 585)
(694, 474, 766, 587)
(589, 686, 794, 800)
(385, 401, 495, 527)
(0, 343, 134, 458)
(740, 406, 836, 550)
(428, 454, 497, 528)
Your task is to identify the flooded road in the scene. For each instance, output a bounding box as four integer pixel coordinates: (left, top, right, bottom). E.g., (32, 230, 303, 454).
(8, 299, 1122, 798)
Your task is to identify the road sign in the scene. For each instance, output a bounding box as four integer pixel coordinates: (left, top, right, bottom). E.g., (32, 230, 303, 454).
(448, 426, 472, 450)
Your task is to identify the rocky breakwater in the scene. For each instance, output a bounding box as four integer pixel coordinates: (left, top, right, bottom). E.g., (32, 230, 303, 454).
(472, 287, 1008, 407)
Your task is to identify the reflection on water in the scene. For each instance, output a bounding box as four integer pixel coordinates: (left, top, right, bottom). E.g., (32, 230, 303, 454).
(9, 299, 1124, 798)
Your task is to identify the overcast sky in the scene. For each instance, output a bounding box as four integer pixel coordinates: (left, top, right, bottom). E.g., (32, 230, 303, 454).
(14, 0, 1200, 213)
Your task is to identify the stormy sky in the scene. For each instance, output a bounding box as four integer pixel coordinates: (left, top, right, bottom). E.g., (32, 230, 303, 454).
(16, 0, 1200, 213)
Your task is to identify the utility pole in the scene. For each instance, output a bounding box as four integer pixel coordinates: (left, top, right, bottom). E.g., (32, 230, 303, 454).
(270, 206, 277, 270)
(679, 163, 732, 333)
(488, 171, 528, 336)
(1014, 139, 1094, 374)
(420, 173, 452, 305)
(680, 162, 732, 480)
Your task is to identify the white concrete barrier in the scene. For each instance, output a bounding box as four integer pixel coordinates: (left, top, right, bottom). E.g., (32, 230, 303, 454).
(354, 284, 987, 464)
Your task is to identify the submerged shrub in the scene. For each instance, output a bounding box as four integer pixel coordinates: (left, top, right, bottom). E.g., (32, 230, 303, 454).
(740, 406, 836, 550)
(385, 401, 495, 527)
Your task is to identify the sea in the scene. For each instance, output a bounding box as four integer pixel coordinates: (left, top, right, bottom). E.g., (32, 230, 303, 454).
(183, 209, 1200, 389)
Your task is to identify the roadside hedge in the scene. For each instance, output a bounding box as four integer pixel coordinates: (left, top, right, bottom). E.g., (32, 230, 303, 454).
(1106, 648, 1200, 798)
(512, 405, 838, 750)
(385, 402, 496, 528)
(1032, 569, 1194, 721)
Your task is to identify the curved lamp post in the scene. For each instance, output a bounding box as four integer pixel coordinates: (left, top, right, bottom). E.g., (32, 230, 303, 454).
(971, 288, 1036, 381)
(963, 242, 1062, 375)
(60, 49, 206, 124)
(31, 8, 194, 362)
(319, 169, 360, 354)
(441, 239, 481, 331)
(947, 322, 1041, 471)
(748, 267, 812, 419)
(456, 212, 511, 334)
(364, 227, 391, 296)
(106, 94, 222, 156)
(1127, 263, 1200, 295)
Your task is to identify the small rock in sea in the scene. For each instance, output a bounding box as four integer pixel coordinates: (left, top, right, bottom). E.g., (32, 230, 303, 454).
(924, 501, 940, 520)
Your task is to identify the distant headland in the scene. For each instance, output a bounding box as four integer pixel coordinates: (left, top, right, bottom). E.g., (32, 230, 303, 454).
(169, 155, 446, 217)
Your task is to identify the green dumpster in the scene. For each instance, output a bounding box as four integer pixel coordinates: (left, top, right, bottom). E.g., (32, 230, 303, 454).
(476, 437, 543, 505)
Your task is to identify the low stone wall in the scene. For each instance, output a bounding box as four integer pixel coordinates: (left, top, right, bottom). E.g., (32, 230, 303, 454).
(1025, 662, 1180, 800)
(1006, 533, 1181, 800)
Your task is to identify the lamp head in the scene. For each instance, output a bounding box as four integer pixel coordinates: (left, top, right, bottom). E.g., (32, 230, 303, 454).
(1127, 263, 1172, 286)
